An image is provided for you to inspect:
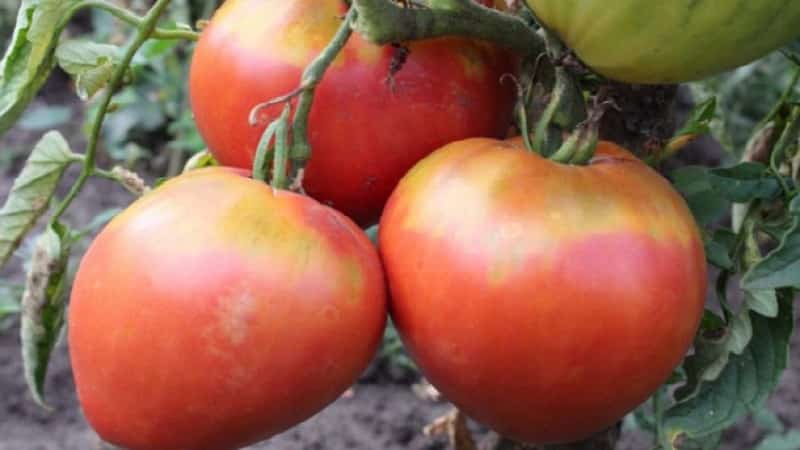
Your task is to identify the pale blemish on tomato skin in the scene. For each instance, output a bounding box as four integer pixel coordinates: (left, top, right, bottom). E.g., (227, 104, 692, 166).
(216, 289, 257, 345)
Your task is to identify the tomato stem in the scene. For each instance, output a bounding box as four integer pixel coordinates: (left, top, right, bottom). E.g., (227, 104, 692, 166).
(500, 74, 536, 154)
(49, 0, 175, 226)
(287, 8, 358, 186)
(550, 99, 611, 165)
(271, 104, 293, 190)
(79, 0, 199, 41)
(351, 0, 543, 57)
(252, 117, 280, 183)
(529, 30, 587, 157)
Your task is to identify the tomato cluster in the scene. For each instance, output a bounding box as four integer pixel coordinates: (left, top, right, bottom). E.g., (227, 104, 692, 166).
(65, 0, 752, 449)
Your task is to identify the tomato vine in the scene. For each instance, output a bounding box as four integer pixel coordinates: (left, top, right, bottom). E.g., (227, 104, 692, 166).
(0, 1, 798, 450)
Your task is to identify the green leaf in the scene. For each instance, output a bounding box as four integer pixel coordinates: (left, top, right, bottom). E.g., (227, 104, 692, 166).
(743, 288, 779, 318)
(56, 40, 121, 76)
(0, 131, 75, 269)
(56, 40, 122, 100)
(703, 230, 735, 270)
(672, 163, 782, 224)
(725, 308, 752, 355)
(0, 0, 82, 137)
(20, 224, 71, 408)
(661, 294, 794, 449)
(751, 406, 784, 434)
(671, 167, 728, 225)
(707, 162, 781, 203)
(140, 37, 181, 60)
(673, 311, 730, 402)
(182, 150, 217, 173)
(755, 431, 800, 450)
(676, 97, 716, 137)
(674, 432, 722, 450)
(742, 198, 800, 290)
(75, 59, 116, 101)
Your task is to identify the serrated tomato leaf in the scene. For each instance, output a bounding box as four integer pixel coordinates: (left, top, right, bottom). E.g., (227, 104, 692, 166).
(743, 288, 779, 318)
(672, 163, 782, 223)
(20, 224, 71, 409)
(707, 162, 781, 203)
(742, 199, 800, 290)
(0, 0, 82, 137)
(0, 131, 75, 269)
(661, 294, 794, 449)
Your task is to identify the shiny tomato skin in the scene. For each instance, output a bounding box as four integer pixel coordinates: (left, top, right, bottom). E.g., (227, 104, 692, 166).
(189, 0, 517, 226)
(526, 0, 800, 84)
(379, 138, 706, 444)
(69, 168, 387, 450)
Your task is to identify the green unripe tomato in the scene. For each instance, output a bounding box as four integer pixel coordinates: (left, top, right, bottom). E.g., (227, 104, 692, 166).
(526, 0, 800, 84)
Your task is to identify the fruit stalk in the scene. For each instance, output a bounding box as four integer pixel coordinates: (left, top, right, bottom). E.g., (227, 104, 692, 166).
(351, 0, 543, 57)
(288, 7, 358, 183)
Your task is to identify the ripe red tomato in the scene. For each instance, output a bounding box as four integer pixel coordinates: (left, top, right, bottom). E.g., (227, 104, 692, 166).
(69, 168, 387, 450)
(189, 0, 517, 226)
(379, 138, 706, 444)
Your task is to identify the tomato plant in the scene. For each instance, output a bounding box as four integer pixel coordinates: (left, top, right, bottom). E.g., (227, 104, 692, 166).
(1, 1, 799, 450)
(525, 0, 800, 84)
(379, 137, 707, 443)
(69, 167, 387, 450)
(189, 0, 517, 225)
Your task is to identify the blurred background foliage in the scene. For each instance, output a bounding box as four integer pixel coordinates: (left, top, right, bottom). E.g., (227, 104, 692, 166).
(83, 0, 220, 175)
(690, 39, 800, 157)
(2, 0, 220, 176)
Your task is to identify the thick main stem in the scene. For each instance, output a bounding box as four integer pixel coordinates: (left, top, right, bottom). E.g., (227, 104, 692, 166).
(352, 0, 543, 57)
(49, 0, 174, 225)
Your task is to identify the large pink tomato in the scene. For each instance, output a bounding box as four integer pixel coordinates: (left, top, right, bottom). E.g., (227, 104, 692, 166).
(69, 168, 387, 450)
(379, 138, 706, 444)
(189, 0, 517, 225)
